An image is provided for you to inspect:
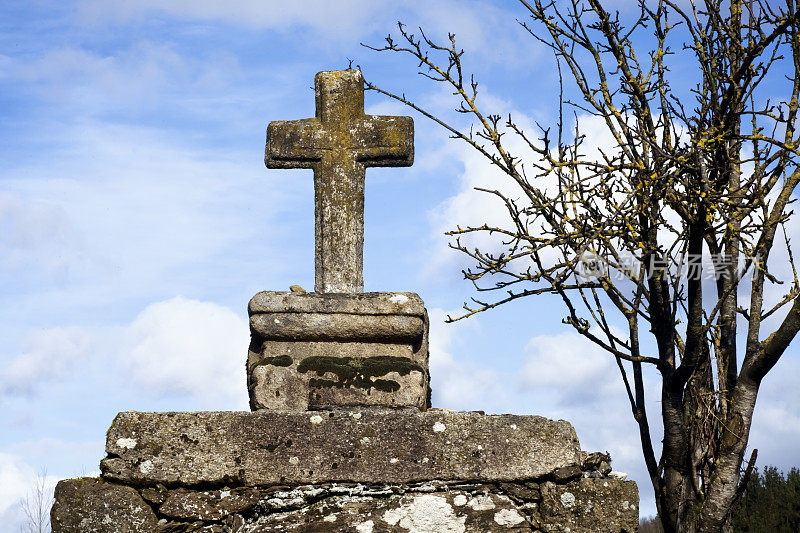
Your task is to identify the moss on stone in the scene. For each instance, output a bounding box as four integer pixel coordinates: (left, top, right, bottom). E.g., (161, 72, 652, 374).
(252, 354, 294, 373)
(264, 355, 294, 367)
(298, 356, 422, 392)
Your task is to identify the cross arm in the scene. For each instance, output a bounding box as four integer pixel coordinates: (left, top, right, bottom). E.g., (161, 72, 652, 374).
(353, 115, 414, 167)
(265, 118, 324, 169)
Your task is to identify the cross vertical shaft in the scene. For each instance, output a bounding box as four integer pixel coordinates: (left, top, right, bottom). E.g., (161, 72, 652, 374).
(315, 156, 365, 295)
(265, 70, 414, 293)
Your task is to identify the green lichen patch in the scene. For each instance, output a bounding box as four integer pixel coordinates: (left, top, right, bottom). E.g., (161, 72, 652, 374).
(298, 356, 422, 392)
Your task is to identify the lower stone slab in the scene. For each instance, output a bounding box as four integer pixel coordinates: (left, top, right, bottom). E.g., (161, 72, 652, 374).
(52, 477, 638, 532)
(539, 478, 639, 532)
(101, 410, 581, 486)
(51, 477, 157, 532)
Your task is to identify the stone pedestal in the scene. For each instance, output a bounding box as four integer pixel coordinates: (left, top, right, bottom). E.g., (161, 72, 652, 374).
(50, 291, 640, 532)
(50, 289, 640, 532)
(247, 291, 430, 411)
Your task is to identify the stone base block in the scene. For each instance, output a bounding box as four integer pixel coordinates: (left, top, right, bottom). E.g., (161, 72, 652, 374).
(539, 478, 640, 532)
(248, 340, 429, 411)
(100, 409, 581, 486)
(50, 478, 157, 532)
(52, 478, 638, 532)
(247, 291, 430, 411)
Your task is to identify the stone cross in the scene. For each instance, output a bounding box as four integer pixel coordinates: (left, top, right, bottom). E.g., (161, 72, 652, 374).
(265, 70, 414, 293)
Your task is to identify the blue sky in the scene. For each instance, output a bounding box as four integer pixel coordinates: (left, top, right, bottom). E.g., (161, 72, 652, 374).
(1, 0, 799, 527)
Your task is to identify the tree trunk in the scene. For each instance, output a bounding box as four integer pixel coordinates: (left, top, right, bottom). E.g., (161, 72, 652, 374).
(694, 378, 759, 532)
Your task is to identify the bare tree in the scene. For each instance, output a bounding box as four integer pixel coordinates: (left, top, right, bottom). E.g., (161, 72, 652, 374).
(365, 1, 800, 531)
(20, 469, 52, 533)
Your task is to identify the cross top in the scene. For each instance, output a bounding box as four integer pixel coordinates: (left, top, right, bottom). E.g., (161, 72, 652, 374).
(266, 70, 414, 293)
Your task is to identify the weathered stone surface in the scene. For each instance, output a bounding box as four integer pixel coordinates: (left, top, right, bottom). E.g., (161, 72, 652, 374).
(249, 292, 426, 343)
(251, 340, 419, 366)
(499, 482, 541, 502)
(249, 364, 311, 411)
(159, 487, 261, 521)
(158, 522, 228, 532)
(146, 482, 542, 531)
(551, 465, 582, 483)
(303, 359, 427, 410)
(101, 410, 581, 486)
(251, 313, 423, 342)
(242, 491, 532, 532)
(247, 292, 430, 411)
(50, 478, 158, 533)
(140, 484, 168, 505)
(265, 70, 413, 294)
(539, 478, 639, 532)
(248, 339, 429, 411)
(582, 451, 613, 478)
(249, 291, 425, 316)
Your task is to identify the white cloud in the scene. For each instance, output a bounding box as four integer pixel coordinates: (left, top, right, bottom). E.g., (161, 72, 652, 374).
(4, 42, 245, 117)
(748, 353, 800, 472)
(398, 1, 543, 69)
(0, 296, 251, 408)
(120, 297, 249, 408)
(0, 192, 85, 280)
(0, 327, 94, 396)
(423, 134, 528, 276)
(0, 453, 58, 530)
(0, 453, 34, 516)
(427, 307, 509, 411)
(521, 330, 619, 405)
(2, 119, 293, 305)
(421, 97, 577, 280)
(0, 192, 76, 251)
